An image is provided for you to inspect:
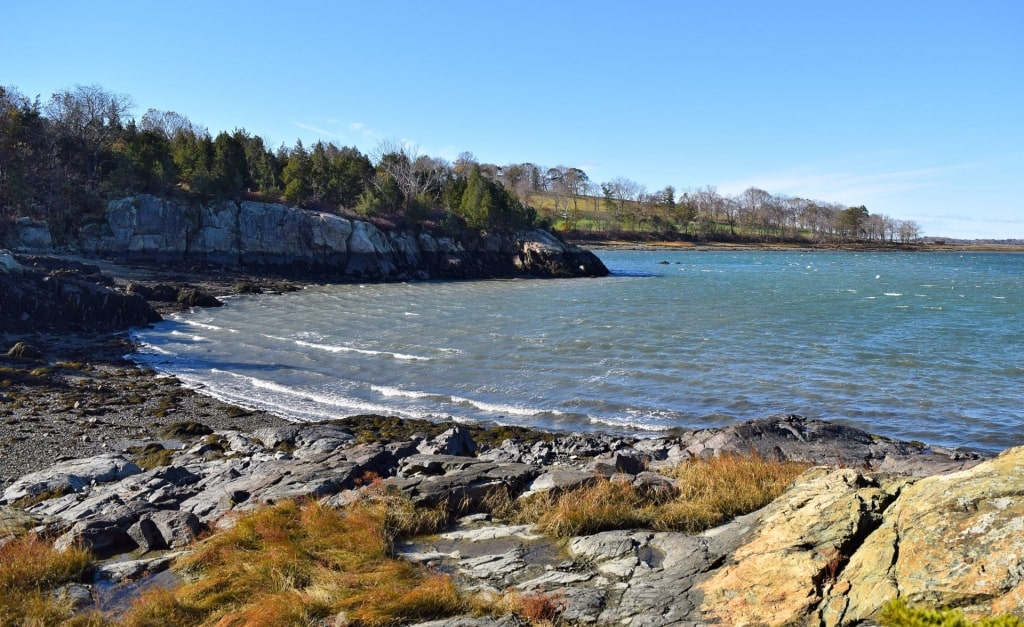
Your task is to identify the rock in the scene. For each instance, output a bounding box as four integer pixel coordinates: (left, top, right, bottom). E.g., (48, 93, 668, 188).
(698, 468, 905, 625)
(418, 426, 478, 457)
(94, 555, 176, 583)
(73, 194, 607, 279)
(822, 446, 1024, 624)
(54, 518, 136, 557)
(393, 456, 540, 509)
(519, 469, 601, 498)
(52, 583, 94, 611)
(0, 257, 161, 332)
(11, 217, 53, 250)
(585, 448, 647, 476)
(5, 341, 43, 360)
(176, 288, 223, 308)
(129, 509, 201, 550)
(660, 413, 982, 474)
(1, 454, 142, 503)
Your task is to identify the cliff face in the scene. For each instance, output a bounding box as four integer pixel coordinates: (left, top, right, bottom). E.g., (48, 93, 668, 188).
(70, 195, 608, 280)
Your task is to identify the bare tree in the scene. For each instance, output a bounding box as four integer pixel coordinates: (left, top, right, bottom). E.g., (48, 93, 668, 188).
(371, 139, 444, 209)
(45, 84, 133, 179)
(139, 108, 205, 141)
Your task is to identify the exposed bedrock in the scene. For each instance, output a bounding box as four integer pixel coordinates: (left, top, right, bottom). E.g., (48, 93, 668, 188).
(2, 415, 1018, 624)
(65, 195, 608, 279)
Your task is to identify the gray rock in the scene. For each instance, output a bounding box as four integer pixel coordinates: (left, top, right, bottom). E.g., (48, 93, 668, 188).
(76, 194, 607, 279)
(1, 454, 142, 503)
(418, 426, 477, 457)
(392, 456, 539, 509)
(585, 448, 647, 476)
(520, 469, 600, 498)
(54, 518, 135, 557)
(52, 583, 94, 611)
(94, 555, 176, 583)
(129, 509, 201, 550)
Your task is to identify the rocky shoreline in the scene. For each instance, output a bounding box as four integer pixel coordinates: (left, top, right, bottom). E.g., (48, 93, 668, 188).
(3, 249, 1024, 624)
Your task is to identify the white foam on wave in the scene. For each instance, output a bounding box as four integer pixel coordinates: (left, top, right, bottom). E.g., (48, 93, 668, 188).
(371, 385, 435, 399)
(884, 293, 903, 297)
(184, 320, 236, 333)
(169, 330, 206, 342)
(450, 395, 555, 417)
(294, 339, 430, 361)
(586, 414, 670, 433)
(210, 369, 398, 415)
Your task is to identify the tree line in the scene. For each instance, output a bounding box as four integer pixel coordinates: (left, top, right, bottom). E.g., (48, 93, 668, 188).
(1, 83, 920, 245)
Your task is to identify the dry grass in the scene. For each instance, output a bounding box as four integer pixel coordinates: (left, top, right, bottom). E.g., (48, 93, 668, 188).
(0, 532, 95, 626)
(515, 453, 812, 537)
(656, 452, 813, 532)
(121, 487, 465, 627)
(470, 588, 568, 626)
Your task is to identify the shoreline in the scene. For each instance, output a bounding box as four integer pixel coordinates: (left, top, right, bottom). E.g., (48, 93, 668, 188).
(1, 243, 1010, 488)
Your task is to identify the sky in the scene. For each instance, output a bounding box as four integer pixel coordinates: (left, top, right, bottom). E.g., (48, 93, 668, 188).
(3, 1, 1022, 239)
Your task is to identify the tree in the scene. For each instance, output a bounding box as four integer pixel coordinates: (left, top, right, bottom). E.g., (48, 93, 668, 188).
(243, 134, 281, 197)
(281, 140, 311, 204)
(139, 109, 204, 141)
(601, 177, 643, 229)
(0, 86, 50, 215)
(459, 164, 492, 229)
(45, 84, 133, 180)
(837, 205, 870, 241)
(171, 129, 214, 195)
(210, 130, 250, 200)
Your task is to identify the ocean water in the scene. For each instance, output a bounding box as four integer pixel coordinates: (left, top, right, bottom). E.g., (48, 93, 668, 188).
(131, 250, 1024, 453)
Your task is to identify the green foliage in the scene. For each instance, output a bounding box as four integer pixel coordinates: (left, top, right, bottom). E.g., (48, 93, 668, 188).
(879, 598, 1024, 627)
(454, 164, 538, 230)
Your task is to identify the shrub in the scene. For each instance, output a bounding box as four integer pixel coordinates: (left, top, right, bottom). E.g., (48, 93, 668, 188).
(880, 598, 1024, 627)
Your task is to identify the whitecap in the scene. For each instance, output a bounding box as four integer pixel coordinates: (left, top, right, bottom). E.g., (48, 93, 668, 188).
(449, 395, 551, 417)
(294, 339, 430, 361)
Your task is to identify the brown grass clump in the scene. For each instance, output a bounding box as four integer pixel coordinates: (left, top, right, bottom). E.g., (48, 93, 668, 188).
(472, 588, 567, 626)
(120, 493, 465, 627)
(656, 452, 813, 532)
(0, 533, 95, 624)
(517, 453, 812, 537)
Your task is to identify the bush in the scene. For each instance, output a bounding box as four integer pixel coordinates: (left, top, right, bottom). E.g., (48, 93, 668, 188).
(880, 598, 1024, 627)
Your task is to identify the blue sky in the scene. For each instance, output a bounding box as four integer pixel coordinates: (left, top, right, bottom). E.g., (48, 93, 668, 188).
(4, 1, 1021, 239)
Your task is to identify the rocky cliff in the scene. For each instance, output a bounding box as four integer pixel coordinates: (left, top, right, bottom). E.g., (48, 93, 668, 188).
(63, 195, 608, 280)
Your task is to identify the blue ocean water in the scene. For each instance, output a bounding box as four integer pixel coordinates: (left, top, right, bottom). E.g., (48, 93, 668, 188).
(131, 250, 1024, 453)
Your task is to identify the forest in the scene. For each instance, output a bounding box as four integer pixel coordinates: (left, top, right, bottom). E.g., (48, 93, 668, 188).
(0, 84, 921, 245)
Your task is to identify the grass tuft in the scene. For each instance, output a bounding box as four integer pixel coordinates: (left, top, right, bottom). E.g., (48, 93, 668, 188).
(0, 533, 94, 624)
(122, 493, 465, 626)
(129, 443, 176, 470)
(514, 452, 812, 537)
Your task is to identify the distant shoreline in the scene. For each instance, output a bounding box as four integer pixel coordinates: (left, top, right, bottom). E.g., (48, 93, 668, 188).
(568, 238, 1024, 253)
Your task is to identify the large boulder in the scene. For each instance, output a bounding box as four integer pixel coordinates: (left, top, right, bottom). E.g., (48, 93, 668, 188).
(1, 454, 142, 504)
(697, 446, 1024, 625)
(0, 255, 161, 332)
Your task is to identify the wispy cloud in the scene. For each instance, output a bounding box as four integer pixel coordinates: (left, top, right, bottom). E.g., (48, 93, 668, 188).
(720, 162, 979, 204)
(292, 121, 345, 140)
(349, 121, 375, 137)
